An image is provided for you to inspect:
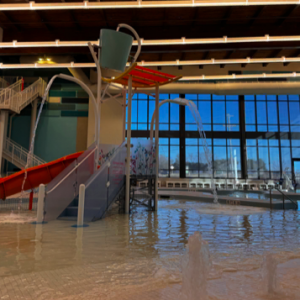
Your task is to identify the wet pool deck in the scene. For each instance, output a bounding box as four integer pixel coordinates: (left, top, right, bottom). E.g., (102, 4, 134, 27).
(158, 189, 297, 210)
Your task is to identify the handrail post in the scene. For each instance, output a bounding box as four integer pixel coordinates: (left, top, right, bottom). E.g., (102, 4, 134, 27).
(35, 184, 45, 224)
(269, 188, 272, 209)
(72, 184, 88, 228)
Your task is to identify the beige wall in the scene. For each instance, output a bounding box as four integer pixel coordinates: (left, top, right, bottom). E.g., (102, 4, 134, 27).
(87, 70, 124, 146)
(87, 95, 124, 147)
(76, 117, 88, 152)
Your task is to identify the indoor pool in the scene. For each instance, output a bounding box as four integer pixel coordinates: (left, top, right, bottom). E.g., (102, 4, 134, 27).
(0, 200, 300, 300)
(218, 189, 300, 202)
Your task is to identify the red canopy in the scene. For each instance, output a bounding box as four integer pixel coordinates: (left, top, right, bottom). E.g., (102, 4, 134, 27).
(102, 64, 181, 88)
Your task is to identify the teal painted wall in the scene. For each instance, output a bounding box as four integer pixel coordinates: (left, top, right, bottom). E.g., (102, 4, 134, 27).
(11, 114, 77, 162)
(7, 80, 89, 171)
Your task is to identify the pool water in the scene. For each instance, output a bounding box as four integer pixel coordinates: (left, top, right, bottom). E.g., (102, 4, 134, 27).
(0, 200, 300, 299)
(227, 191, 271, 200)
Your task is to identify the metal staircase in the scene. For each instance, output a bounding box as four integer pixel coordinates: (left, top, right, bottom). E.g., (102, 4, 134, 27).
(2, 138, 46, 170)
(0, 78, 47, 113)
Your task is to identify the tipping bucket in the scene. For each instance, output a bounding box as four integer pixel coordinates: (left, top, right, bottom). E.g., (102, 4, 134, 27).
(100, 29, 133, 74)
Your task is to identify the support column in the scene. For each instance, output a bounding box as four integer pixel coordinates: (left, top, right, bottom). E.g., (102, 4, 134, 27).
(0, 110, 9, 177)
(29, 99, 38, 165)
(179, 100, 186, 178)
(154, 85, 159, 211)
(122, 89, 126, 142)
(239, 95, 247, 179)
(125, 76, 132, 214)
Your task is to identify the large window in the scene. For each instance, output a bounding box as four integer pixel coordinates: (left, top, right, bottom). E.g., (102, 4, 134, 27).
(159, 138, 180, 178)
(126, 93, 180, 130)
(185, 138, 241, 179)
(245, 95, 300, 133)
(246, 139, 281, 179)
(127, 92, 300, 180)
(185, 94, 239, 132)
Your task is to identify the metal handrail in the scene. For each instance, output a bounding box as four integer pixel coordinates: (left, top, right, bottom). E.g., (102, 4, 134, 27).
(274, 187, 298, 209)
(46, 147, 97, 194)
(85, 142, 126, 189)
(3, 137, 46, 167)
(0, 78, 46, 113)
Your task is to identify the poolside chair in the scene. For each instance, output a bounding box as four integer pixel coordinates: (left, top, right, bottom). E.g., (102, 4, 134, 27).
(167, 181, 174, 188)
(259, 183, 267, 190)
(267, 180, 275, 190)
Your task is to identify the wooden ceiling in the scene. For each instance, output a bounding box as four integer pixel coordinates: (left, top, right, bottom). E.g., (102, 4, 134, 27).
(1, 3, 300, 64)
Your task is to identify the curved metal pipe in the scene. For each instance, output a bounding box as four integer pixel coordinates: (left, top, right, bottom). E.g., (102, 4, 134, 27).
(150, 98, 188, 141)
(117, 23, 141, 65)
(56, 74, 100, 169)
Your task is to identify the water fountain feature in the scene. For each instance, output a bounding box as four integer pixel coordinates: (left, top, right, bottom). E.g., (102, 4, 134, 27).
(180, 231, 211, 300)
(20, 76, 58, 207)
(186, 100, 218, 204)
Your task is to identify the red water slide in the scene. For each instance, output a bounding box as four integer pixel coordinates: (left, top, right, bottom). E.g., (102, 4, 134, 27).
(0, 151, 83, 200)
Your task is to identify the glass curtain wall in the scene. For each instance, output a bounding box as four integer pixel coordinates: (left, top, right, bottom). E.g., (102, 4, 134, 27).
(127, 93, 300, 179)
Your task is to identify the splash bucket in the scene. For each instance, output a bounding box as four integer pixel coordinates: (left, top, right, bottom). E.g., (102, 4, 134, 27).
(100, 29, 133, 74)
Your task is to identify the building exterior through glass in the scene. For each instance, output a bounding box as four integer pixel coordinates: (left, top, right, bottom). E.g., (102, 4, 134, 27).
(127, 93, 300, 180)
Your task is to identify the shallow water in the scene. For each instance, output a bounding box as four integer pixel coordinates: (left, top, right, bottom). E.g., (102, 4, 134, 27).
(0, 200, 300, 299)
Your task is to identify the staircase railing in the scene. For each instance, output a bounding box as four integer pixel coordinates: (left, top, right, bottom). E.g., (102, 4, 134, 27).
(0, 77, 10, 89)
(274, 187, 298, 210)
(17, 78, 47, 112)
(0, 78, 47, 113)
(3, 138, 46, 168)
(0, 80, 22, 111)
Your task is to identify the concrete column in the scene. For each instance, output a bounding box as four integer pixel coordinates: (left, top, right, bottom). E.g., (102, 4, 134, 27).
(0, 110, 9, 177)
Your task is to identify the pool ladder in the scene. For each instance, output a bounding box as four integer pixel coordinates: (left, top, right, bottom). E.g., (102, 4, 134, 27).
(269, 187, 298, 210)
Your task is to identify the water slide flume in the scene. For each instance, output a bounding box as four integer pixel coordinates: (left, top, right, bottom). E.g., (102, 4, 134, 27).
(0, 151, 83, 200)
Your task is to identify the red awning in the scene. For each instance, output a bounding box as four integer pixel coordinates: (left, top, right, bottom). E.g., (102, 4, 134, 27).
(102, 63, 181, 88)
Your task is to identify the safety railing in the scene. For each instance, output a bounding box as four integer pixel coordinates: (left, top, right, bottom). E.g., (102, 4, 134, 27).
(270, 187, 298, 210)
(0, 79, 22, 111)
(0, 78, 46, 113)
(17, 78, 47, 112)
(0, 77, 10, 89)
(44, 144, 97, 222)
(84, 142, 126, 221)
(3, 138, 46, 168)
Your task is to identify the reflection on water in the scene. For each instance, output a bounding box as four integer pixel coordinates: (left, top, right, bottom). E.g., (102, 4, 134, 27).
(0, 200, 299, 299)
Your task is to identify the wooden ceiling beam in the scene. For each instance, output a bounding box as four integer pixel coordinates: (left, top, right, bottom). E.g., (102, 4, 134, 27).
(263, 49, 282, 66)
(0, 12, 21, 31)
(220, 7, 232, 26)
(202, 51, 209, 60)
(223, 50, 235, 59)
(35, 11, 52, 32)
(284, 48, 300, 66)
(277, 5, 299, 27)
(247, 6, 265, 27)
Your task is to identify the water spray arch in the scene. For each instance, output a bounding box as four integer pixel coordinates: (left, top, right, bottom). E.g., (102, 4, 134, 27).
(149, 97, 218, 203)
